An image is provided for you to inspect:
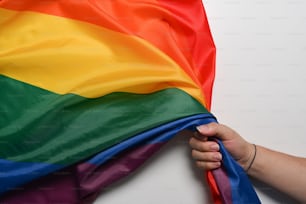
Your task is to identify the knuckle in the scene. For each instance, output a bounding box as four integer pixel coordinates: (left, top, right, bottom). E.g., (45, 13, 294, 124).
(199, 142, 208, 151)
(210, 122, 218, 128)
(189, 137, 196, 147)
(209, 122, 218, 130)
(195, 161, 218, 170)
(191, 150, 197, 158)
(195, 161, 206, 169)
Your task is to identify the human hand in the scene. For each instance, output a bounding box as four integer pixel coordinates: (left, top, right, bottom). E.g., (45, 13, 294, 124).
(189, 122, 254, 171)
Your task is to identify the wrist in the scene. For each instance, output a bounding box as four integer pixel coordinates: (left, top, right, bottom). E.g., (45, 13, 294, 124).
(245, 144, 257, 172)
(238, 142, 255, 170)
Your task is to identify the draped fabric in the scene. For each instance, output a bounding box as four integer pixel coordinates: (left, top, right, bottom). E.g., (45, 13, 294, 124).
(0, 1, 260, 203)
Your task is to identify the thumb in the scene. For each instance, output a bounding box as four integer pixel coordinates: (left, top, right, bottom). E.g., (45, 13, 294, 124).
(196, 122, 218, 137)
(197, 122, 233, 141)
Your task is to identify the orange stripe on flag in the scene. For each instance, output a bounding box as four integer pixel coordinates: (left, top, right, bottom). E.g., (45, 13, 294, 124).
(207, 171, 223, 204)
(0, 0, 215, 109)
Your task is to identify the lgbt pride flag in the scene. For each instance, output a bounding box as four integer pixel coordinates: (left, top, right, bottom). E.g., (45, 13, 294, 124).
(0, 1, 260, 203)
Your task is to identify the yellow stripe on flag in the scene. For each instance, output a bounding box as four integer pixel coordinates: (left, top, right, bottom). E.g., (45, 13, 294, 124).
(0, 8, 205, 105)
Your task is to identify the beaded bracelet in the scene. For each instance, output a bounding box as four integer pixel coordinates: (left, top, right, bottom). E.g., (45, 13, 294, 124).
(246, 144, 257, 172)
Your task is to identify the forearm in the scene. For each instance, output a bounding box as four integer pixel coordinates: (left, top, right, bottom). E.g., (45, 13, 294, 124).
(247, 145, 306, 202)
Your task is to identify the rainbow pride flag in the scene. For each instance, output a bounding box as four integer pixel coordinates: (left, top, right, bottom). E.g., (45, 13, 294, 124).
(0, 1, 260, 203)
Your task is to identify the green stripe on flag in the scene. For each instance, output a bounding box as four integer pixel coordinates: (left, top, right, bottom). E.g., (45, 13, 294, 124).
(0, 75, 208, 165)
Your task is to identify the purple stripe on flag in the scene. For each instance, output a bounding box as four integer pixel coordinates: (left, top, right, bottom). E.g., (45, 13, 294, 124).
(212, 167, 233, 204)
(77, 143, 164, 199)
(0, 143, 164, 204)
(0, 166, 79, 204)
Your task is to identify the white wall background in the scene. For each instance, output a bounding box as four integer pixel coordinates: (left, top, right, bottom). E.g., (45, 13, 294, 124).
(96, 1, 306, 203)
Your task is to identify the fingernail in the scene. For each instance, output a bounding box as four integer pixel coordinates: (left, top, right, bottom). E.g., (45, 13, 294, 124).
(211, 144, 219, 151)
(196, 124, 209, 133)
(214, 153, 222, 161)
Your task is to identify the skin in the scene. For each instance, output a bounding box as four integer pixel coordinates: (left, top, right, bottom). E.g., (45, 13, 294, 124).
(189, 122, 306, 203)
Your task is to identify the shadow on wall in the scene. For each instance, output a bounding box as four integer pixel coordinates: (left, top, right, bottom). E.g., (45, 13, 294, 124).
(96, 129, 214, 204)
(252, 179, 300, 204)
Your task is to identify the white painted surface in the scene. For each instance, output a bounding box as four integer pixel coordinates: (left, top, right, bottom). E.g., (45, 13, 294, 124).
(96, 1, 306, 203)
